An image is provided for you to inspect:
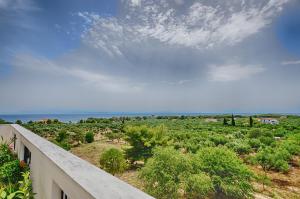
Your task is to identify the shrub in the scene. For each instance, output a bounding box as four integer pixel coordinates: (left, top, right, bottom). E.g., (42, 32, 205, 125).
(139, 147, 192, 199)
(52, 140, 71, 151)
(0, 119, 9, 124)
(255, 147, 291, 173)
(248, 139, 261, 150)
(0, 144, 14, 167)
(15, 120, 22, 125)
(72, 130, 85, 143)
(183, 173, 214, 199)
(280, 140, 300, 155)
(194, 147, 253, 198)
(17, 171, 34, 198)
(140, 146, 253, 199)
(259, 136, 274, 146)
(0, 171, 34, 199)
(0, 160, 21, 184)
(56, 130, 67, 142)
(247, 129, 261, 138)
(85, 132, 94, 143)
(226, 141, 251, 155)
(209, 134, 228, 146)
(99, 148, 127, 176)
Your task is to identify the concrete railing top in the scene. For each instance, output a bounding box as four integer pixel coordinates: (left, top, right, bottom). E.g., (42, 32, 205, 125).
(7, 124, 153, 199)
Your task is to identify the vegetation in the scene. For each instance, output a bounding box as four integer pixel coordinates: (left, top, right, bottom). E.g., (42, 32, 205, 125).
(0, 171, 34, 199)
(85, 132, 94, 143)
(99, 148, 127, 176)
(194, 147, 253, 198)
(249, 116, 253, 127)
(0, 141, 34, 198)
(10, 114, 300, 198)
(231, 114, 235, 126)
(124, 125, 168, 162)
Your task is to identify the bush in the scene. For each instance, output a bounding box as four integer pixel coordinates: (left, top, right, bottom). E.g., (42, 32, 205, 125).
(248, 139, 261, 150)
(0, 171, 34, 198)
(15, 120, 22, 125)
(56, 130, 67, 142)
(85, 132, 94, 143)
(99, 148, 127, 176)
(0, 144, 14, 167)
(0, 160, 21, 184)
(280, 140, 300, 155)
(141, 147, 253, 199)
(226, 140, 251, 155)
(210, 135, 228, 146)
(194, 147, 253, 198)
(247, 129, 261, 138)
(183, 173, 214, 199)
(255, 147, 291, 173)
(140, 147, 192, 199)
(52, 140, 71, 151)
(259, 136, 274, 146)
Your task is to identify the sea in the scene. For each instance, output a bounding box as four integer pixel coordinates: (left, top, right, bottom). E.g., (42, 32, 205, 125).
(0, 112, 298, 123)
(0, 112, 204, 123)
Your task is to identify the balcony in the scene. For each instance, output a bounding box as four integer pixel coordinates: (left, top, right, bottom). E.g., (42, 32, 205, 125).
(0, 124, 153, 199)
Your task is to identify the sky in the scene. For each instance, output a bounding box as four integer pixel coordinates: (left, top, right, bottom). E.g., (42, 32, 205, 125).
(0, 0, 300, 114)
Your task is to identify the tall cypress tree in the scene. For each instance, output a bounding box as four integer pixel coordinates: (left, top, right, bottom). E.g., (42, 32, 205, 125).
(250, 116, 253, 127)
(231, 114, 235, 126)
(223, 118, 228, 125)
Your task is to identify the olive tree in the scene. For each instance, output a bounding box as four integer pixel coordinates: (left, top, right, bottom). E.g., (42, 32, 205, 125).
(99, 148, 127, 176)
(124, 125, 168, 162)
(139, 147, 193, 199)
(194, 147, 253, 198)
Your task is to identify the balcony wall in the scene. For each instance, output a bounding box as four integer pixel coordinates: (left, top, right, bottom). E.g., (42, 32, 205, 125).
(0, 124, 153, 199)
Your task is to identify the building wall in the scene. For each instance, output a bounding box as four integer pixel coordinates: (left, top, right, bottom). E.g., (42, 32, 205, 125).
(0, 124, 153, 199)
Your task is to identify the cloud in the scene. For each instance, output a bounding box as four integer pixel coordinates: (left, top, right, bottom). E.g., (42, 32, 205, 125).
(174, 0, 184, 5)
(12, 54, 142, 93)
(129, 0, 141, 7)
(208, 64, 265, 82)
(79, 0, 289, 56)
(2, 0, 299, 113)
(0, 0, 39, 11)
(281, 60, 300, 65)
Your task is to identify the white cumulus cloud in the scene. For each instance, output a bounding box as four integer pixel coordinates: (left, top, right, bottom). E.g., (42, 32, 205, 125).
(208, 64, 265, 82)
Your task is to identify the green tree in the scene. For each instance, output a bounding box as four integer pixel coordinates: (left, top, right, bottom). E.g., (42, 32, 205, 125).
(194, 147, 253, 198)
(99, 148, 127, 176)
(15, 120, 22, 125)
(231, 114, 235, 126)
(27, 120, 33, 124)
(249, 116, 253, 127)
(255, 147, 290, 173)
(223, 118, 228, 125)
(124, 125, 168, 162)
(85, 132, 94, 143)
(139, 147, 192, 199)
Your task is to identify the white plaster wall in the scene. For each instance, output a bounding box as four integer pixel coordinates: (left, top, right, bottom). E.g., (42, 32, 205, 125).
(0, 125, 154, 199)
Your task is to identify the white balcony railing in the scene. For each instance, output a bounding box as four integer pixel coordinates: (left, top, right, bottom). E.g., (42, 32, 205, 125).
(0, 124, 153, 199)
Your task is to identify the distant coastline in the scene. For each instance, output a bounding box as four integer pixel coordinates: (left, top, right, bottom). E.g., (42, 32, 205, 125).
(0, 112, 299, 123)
